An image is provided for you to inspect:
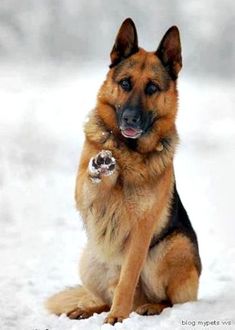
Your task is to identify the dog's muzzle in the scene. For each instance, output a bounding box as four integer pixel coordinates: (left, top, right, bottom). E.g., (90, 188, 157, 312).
(119, 107, 143, 139)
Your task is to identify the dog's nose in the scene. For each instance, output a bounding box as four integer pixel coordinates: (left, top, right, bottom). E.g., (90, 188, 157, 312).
(122, 109, 141, 126)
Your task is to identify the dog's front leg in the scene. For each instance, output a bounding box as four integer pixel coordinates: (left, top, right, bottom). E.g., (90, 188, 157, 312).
(104, 217, 154, 325)
(75, 148, 118, 212)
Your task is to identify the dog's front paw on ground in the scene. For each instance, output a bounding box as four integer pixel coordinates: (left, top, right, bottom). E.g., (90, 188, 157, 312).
(89, 150, 116, 182)
(104, 314, 125, 325)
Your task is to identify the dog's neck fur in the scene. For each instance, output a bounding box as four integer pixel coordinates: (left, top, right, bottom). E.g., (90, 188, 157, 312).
(84, 109, 179, 181)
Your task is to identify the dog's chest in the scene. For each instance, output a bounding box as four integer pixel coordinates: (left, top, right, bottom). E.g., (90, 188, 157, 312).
(85, 184, 156, 262)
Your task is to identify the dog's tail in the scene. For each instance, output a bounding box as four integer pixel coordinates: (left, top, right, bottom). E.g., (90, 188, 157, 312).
(45, 285, 104, 315)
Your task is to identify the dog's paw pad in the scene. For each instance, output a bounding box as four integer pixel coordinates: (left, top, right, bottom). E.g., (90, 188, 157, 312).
(89, 150, 116, 181)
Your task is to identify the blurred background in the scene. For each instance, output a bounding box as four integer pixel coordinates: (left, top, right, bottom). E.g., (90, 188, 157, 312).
(0, 1, 235, 329)
(0, 0, 234, 77)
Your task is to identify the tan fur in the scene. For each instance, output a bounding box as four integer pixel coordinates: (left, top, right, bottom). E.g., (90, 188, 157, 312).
(45, 285, 105, 315)
(45, 19, 200, 325)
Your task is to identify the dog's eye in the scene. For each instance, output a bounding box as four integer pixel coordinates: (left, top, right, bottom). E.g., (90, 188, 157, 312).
(119, 79, 132, 92)
(145, 83, 160, 96)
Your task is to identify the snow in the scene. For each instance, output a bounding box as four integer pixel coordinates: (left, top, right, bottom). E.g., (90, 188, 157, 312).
(0, 64, 235, 330)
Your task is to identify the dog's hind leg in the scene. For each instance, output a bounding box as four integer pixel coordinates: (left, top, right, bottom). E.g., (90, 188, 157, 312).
(45, 285, 109, 318)
(136, 266, 199, 316)
(136, 234, 200, 316)
(166, 266, 199, 304)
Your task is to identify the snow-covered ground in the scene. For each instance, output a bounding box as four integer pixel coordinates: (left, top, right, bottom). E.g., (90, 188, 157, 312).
(0, 64, 235, 330)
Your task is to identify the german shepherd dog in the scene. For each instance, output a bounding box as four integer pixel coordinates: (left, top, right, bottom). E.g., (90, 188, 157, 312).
(46, 18, 201, 325)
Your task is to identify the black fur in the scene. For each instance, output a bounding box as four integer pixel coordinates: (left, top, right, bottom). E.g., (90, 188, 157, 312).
(124, 138, 138, 151)
(149, 183, 201, 274)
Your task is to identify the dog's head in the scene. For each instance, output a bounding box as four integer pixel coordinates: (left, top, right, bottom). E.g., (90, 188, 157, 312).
(97, 18, 182, 145)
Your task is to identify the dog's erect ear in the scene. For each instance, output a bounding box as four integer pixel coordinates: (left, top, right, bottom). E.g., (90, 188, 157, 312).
(110, 18, 139, 68)
(156, 26, 182, 80)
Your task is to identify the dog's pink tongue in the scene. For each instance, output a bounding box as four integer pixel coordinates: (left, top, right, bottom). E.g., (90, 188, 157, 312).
(123, 128, 138, 137)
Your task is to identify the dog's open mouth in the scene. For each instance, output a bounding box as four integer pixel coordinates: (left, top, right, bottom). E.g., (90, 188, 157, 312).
(121, 128, 143, 139)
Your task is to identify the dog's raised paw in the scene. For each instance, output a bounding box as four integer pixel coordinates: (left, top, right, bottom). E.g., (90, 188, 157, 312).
(89, 150, 116, 182)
